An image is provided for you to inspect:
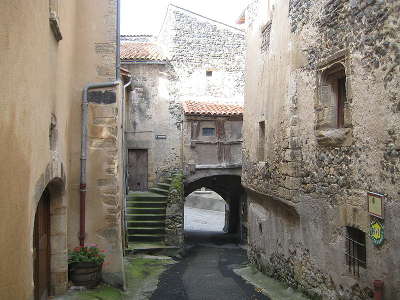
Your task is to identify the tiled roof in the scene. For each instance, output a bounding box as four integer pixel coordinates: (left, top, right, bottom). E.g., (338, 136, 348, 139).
(183, 101, 243, 116)
(120, 42, 166, 61)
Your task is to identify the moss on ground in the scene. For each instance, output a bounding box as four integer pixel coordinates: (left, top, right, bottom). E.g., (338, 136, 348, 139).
(77, 286, 122, 300)
(53, 285, 122, 300)
(124, 255, 175, 299)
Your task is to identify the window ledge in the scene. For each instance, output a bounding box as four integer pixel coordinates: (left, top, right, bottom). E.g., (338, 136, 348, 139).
(50, 12, 62, 41)
(316, 128, 352, 147)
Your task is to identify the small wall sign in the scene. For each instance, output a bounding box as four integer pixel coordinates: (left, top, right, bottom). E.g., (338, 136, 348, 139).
(369, 219, 384, 245)
(155, 135, 167, 140)
(367, 192, 384, 219)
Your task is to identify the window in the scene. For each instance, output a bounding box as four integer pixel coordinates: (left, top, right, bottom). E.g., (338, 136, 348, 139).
(319, 63, 347, 129)
(257, 121, 265, 161)
(206, 70, 213, 77)
(345, 226, 366, 277)
(202, 127, 215, 136)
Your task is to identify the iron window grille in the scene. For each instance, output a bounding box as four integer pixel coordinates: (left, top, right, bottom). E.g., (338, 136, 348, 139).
(345, 227, 366, 277)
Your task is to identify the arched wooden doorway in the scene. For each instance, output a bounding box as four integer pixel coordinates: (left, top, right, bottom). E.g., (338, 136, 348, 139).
(33, 188, 51, 300)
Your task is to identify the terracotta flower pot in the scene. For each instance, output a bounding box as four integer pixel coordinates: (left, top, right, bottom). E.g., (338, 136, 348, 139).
(69, 262, 102, 288)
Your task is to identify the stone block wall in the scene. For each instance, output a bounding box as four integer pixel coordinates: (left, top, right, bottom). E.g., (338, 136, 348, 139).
(243, 0, 400, 299)
(158, 4, 245, 104)
(86, 87, 124, 287)
(164, 172, 185, 247)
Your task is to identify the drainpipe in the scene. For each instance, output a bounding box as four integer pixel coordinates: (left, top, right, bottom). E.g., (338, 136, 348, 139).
(373, 280, 384, 300)
(116, 0, 121, 80)
(80, 81, 119, 246)
(122, 75, 132, 251)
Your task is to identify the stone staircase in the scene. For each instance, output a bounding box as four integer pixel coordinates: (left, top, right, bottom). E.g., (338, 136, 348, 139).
(125, 177, 172, 247)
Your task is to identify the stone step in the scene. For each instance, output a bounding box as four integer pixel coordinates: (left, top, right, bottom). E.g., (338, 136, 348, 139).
(149, 187, 169, 195)
(126, 201, 167, 208)
(127, 227, 165, 235)
(126, 213, 166, 221)
(127, 220, 165, 227)
(128, 234, 165, 242)
(126, 192, 167, 201)
(157, 183, 171, 189)
(162, 177, 173, 183)
(126, 207, 166, 215)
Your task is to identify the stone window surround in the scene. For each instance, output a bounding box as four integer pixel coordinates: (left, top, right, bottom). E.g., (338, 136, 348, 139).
(315, 51, 352, 147)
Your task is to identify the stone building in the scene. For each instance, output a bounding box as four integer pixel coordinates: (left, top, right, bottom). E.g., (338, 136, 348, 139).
(121, 38, 175, 190)
(182, 100, 245, 235)
(0, 1, 127, 298)
(121, 5, 247, 247)
(241, 0, 399, 299)
(121, 4, 246, 188)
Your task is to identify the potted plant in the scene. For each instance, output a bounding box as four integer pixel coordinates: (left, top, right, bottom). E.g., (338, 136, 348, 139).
(68, 244, 106, 288)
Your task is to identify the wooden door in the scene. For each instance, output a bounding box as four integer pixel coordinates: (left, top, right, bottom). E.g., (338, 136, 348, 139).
(128, 149, 148, 191)
(34, 189, 51, 300)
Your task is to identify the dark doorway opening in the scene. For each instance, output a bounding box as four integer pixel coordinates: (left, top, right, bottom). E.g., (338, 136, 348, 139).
(128, 149, 148, 191)
(34, 188, 51, 300)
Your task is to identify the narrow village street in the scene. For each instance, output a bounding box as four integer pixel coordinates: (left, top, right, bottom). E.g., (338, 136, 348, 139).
(150, 230, 268, 300)
(148, 206, 267, 300)
(2, 0, 399, 299)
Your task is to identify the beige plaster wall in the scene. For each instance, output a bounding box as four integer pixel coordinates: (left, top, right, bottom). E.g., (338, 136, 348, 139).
(0, 0, 122, 298)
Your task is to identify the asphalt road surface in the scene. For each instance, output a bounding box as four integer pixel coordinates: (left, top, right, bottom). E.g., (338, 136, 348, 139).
(151, 207, 269, 300)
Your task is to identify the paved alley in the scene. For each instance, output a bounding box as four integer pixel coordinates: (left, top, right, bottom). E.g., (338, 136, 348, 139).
(150, 230, 269, 300)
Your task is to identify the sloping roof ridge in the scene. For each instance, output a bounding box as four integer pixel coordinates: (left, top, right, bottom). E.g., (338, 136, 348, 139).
(167, 3, 245, 32)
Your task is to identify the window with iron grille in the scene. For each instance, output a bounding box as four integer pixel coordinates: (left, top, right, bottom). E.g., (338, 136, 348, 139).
(345, 226, 366, 277)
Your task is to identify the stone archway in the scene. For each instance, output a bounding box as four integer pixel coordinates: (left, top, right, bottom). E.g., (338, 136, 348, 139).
(184, 175, 244, 236)
(32, 158, 67, 297)
(33, 177, 66, 298)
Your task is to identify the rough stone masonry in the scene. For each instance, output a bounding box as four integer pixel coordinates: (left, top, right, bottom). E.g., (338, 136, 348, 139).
(242, 0, 399, 299)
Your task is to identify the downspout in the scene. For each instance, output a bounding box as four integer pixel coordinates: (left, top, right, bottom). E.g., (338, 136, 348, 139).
(122, 75, 132, 251)
(80, 81, 119, 246)
(116, 0, 121, 80)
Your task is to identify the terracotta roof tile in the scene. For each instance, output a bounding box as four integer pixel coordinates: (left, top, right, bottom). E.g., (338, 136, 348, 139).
(120, 42, 166, 61)
(183, 101, 243, 116)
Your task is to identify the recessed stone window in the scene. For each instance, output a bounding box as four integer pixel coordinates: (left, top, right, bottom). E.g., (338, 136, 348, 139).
(206, 70, 213, 77)
(316, 61, 352, 146)
(345, 226, 366, 277)
(49, 0, 62, 41)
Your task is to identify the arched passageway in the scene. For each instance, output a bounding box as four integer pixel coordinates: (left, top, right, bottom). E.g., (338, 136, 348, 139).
(184, 175, 245, 241)
(184, 188, 227, 233)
